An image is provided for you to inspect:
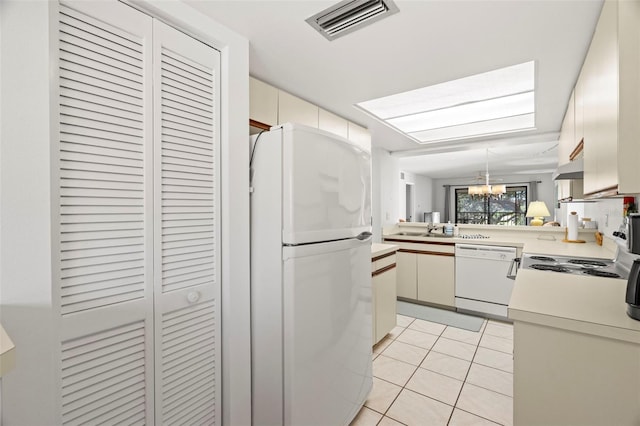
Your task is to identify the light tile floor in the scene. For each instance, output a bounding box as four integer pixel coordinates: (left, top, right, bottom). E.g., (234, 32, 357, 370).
(351, 314, 514, 426)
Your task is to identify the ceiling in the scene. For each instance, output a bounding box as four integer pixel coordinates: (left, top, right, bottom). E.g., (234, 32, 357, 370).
(186, 0, 603, 178)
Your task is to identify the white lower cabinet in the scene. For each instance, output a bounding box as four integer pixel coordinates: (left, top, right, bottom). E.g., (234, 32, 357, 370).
(389, 241, 455, 308)
(513, 321, 640, 425)
(372, 252, 397, 344)
(396, 251, 418, 299)
(417, 254, 455, 307)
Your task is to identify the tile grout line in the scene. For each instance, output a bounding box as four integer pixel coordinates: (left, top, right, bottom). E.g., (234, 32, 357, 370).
(368, 317, 514, 426)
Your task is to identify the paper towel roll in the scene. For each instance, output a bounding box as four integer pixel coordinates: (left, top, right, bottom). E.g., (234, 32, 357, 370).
(568, 212, 579, 241)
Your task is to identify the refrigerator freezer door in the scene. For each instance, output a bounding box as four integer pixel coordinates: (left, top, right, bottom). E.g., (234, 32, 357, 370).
(281, 123, 371, 245)
(281, 237, 372, 426)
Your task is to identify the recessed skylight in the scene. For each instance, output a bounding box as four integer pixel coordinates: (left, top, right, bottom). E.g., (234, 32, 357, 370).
(356, 61, 536, 144)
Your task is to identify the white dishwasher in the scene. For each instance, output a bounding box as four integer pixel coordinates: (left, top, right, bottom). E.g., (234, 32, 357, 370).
(455, 244, 519, 318)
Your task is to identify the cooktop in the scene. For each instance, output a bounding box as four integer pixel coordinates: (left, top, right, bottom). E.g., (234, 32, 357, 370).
(521, 253, 629, 279)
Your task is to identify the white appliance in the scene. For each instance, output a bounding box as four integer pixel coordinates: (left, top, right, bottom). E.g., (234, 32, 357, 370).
(250, 123, 373, 426)
(455, 244, 518, 317)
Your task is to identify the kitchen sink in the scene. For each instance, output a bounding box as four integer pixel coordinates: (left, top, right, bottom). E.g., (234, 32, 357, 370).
(425, 233, 454, 238)
(393, 231, 454, 238)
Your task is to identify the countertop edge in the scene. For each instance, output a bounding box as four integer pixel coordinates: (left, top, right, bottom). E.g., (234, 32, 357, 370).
(509, 307, 640, 344)
(0, 324, 16, 377)
(371, 243, 398, 258)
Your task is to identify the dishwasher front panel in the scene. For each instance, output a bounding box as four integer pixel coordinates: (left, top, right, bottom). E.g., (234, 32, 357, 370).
(455, 245, 517, 309)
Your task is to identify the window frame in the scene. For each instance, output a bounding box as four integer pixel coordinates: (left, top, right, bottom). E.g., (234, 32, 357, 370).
(454, 185, 528, 225)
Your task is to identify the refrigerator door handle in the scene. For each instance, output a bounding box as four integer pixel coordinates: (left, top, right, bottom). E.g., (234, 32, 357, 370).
(356, 231, 373, 241)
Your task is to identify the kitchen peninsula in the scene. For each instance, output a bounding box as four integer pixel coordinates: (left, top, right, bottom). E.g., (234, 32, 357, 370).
(384, 222, 640, 425)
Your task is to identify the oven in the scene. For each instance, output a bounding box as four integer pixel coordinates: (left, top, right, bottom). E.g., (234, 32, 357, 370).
(455, 244, 519, 318)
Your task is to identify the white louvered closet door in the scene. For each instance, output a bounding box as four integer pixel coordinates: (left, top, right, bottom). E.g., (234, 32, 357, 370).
(56, 2, 221, 425)
(56, 2, 154, 425)
(152, 20, 222, 426)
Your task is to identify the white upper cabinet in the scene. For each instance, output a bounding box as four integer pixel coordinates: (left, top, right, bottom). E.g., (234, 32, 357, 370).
(278, 90, 319, 128)
(250, 77, 372, 146)
(318, 108, 348, 139)
(249, 77, 278, 127)
(348, 121, 372, 153)
(558, 90, 575, 165)
(580, 0, 640, 196)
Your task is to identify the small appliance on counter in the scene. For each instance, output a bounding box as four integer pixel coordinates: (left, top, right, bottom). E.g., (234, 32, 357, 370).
(424, 211, 440, 223)
(627, 213, 640, 254)
(626, 214, 640, 320)
(626, 259, 640, 320)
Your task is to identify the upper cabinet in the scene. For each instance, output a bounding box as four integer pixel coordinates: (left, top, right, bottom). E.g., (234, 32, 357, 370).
(319, 108, 348, 139)
(348, 122, 372, 153)
(249, 77, 278, 128)
(577, 0, 640, 197)
(557, 90, 575, 165)
(249, 77, 372, 152)
(278, 90, 319, 128)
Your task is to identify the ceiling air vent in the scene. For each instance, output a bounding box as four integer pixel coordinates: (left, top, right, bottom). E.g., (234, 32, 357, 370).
(306, 0, 399, 41)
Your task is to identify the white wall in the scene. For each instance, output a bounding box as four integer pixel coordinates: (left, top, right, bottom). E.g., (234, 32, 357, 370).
(399, 171, 433, 223)
(371, 147, 400, 241)
(433, 173, 555, 223)
(1, 1, 251, 424)
(1, 2, 57, 423)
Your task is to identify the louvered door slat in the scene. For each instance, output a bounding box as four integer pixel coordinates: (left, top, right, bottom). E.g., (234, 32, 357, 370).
(62, 96, 143, 124)
(162, 93, 213, 120)
(61, 236, 143, 253)
(162, 60, 212, 89)
(59, 7, 143, 53)
(60, 84, 143, 115)
(61, 104, 143, 130)
(60, 60, 143, 92)
(163, 105, 213, 127)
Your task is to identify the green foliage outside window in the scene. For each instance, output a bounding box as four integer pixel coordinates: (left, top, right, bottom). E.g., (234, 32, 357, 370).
(455, 186, 527, 225)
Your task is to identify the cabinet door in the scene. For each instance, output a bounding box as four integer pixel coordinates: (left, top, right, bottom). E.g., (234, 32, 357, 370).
(417, 254, 455, 307)
(557, 91, 575, 165)
(250, 77, 278, 127)
(319, 108, 348, 139)
(348, 121, 371, 153)
(153, 20, 221, 425)
(396, 251, 417, 299)
(582, 0, 618, 195)
(616, 0, 640, 194)
(574, 73, 584, 145)
(374, 268, 397, 343)
(56, 3, 155, 424)
(278, 91, 319, 127)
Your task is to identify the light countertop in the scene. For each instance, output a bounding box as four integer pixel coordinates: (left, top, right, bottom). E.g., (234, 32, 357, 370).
(509, 269, 640, 344)
(0, 324, 16, 377)
(383, 225, 638, 342)
(372, 243, 398, 258)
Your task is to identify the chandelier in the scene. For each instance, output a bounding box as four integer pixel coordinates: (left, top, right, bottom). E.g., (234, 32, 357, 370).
(468, 149, 506, 196)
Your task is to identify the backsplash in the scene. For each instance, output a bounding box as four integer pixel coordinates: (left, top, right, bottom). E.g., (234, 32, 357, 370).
(558, 197, 637, 242)
(584, 198, 628, 239)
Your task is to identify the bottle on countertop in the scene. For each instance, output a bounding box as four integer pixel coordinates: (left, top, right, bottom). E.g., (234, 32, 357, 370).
(444, 221, 454, 236)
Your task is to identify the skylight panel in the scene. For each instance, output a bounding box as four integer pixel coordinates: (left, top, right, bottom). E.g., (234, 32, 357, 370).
(356, 61, 536, 144)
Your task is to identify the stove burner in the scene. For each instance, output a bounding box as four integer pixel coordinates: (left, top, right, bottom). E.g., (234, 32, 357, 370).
(567, 259, 608, 267)
(530, 256, 557, 262)
(582, 270, 620, 278)
(530, 264, 571, 273)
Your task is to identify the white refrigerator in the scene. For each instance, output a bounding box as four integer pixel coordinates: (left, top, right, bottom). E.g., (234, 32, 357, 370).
(250, 123, 373, 426)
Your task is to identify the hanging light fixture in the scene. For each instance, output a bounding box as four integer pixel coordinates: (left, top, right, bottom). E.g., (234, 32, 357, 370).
(468, 149, 506, 196)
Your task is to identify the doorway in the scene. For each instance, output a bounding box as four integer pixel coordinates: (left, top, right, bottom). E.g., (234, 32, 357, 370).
(405, 182, 415, 222)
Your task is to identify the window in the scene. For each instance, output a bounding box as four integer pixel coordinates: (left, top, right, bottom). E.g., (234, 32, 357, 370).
(455, 186, 528, 225)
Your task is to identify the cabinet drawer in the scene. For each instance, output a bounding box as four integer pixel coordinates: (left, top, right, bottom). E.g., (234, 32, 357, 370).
(395, 241, 455, 255)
